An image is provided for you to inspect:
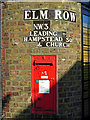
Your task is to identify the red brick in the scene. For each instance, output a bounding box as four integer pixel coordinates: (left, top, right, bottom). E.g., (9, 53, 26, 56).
(70, 33, 73, 37)
(2, 84, 5, 89)
(13, 92, 19, 96)
(77, 45, 80, 49)
(10, 33, 14, 37)
(16, 87, 23, 91)
(2, 13, 4, 17)
(10, 71, 19, 75)
(6, 104, 9, 108)
(2, 32, 8, 37)
(7, 113, 11, 118)
(14, 38, 20, 42)
(10, 39, 12, 42)
(18, 21, 25, 25)
(2, 60, 5, 64)
(2, 64, 8, 68)
(2, 67, 9, 73)
(2, 40, 9, 44)
(2, 80, 5, 84)
(2, 44, 9, 48)
(2, 2, 8, 9)
(28, 71, 31, 75)
(74, 34, 80, 38)
(28, 92, 31, 96)
(3, 72, 9, 77)
(4, 107, 9, 112)
(6, 92, 12, 96)
(1, 49, 5, 56)
(10, 87, 15, 91)
(2, 56, 5, 60)
(2, 92, 5, 99)
(58, 65, 62, 70)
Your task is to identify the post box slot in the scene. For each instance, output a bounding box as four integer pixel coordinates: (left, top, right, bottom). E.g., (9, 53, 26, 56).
(33, 62, 53, 66)
(33, 60, 53, 66)
(36, 63, 53, 66)
(46, 109, 53, 111)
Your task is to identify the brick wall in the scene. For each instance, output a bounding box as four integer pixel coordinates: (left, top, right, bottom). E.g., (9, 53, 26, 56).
(1, 2, 82, 120)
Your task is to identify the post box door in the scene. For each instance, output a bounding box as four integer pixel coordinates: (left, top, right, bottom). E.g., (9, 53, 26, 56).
(32, 55, 56, 114)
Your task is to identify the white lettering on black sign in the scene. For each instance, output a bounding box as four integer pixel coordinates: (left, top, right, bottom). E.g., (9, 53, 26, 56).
(23, 21, 72, 48)
(24, 9, 75, 47)
(24, 10, 76, 22)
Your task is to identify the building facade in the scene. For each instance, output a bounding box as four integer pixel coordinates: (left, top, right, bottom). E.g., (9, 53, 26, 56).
(0, 1, 90, 120)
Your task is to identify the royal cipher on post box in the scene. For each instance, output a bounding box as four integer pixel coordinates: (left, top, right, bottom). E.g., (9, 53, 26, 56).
(32, 55, 57, 114)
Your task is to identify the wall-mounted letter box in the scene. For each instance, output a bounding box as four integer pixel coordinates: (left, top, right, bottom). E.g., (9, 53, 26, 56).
(32, 55, 57, 114)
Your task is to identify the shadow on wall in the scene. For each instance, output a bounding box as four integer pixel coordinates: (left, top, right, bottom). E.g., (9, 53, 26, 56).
(2, 61, 90, 120)
(2, 94, 11, 119)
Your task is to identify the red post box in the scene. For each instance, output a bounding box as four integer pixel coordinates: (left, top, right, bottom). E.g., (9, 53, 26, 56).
(32, 55, 57, 114)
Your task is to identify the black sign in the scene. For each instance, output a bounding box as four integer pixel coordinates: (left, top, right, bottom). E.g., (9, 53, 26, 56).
(24, 10, 76, 22)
